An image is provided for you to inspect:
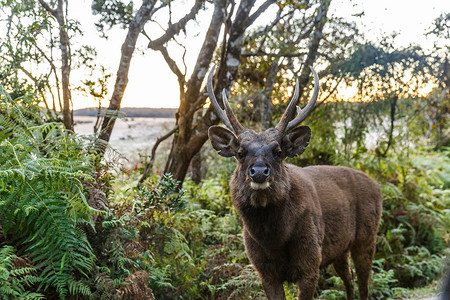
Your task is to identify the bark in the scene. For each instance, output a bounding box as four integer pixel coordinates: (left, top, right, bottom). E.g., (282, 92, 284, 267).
(164, 0, 329, 187)
(164, 0, 279, 187)
(190, 151, 203, 184)
(38, 0, 73, 130)
(444, 57, 450, 95)
(163, 0, 228, 182)
(382, 94, 398, 157)
(295, 0, 331, 107)
(98, 0, 157, 146)
(261, 59, 279, 128)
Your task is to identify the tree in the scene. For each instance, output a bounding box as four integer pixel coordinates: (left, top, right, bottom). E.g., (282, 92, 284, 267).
(238, 0, 347, 128)
(0, 1, 58, 110)
(38, 0, 74, 130)
(424, 12, 450, 149)
(160, 0, 336, 186)
(144, 0, 280, 186)
(93, 0, 277, 184)
(95, 0, 159, 145)
(92, 0, 335, 186)
(0, 0, 98, 130)
(321, 36, 449, 158)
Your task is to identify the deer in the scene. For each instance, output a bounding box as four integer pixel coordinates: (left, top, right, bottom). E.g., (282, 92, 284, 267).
(207, 65, 383, 300)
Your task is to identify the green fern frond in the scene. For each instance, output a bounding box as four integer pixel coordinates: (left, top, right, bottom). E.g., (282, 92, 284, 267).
(0, 245, 44, 299)
(0, 87, 99, 298)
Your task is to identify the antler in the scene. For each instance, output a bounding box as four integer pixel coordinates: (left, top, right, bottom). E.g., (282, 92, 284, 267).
(207, 65, 244, 134)
(275, 66, 319, 134)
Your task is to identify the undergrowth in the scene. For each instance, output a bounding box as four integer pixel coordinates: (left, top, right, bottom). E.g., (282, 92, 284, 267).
(1, 87, 448, 299)
(0, 88, 98, 298)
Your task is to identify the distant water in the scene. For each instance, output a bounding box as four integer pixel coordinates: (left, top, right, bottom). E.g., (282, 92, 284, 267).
(74, 116, 175, 166)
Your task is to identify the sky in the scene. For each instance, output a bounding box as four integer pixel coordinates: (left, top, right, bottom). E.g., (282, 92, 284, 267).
(69, 0, 449, 110)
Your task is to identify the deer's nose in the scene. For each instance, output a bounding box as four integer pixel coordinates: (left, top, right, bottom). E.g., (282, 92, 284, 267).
(249, 161, 270, 183)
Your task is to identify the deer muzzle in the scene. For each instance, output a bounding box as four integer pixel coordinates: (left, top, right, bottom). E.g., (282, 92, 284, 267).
(249, 160, 271, 190)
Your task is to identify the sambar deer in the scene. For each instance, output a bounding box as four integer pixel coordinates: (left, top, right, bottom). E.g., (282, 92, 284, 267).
(207, 65, 382, 300)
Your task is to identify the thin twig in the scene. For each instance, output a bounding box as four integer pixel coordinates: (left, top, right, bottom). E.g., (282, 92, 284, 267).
(241, 50, 307, 57)
(147, 0, 205, 49)
(139, 125, 179, 185)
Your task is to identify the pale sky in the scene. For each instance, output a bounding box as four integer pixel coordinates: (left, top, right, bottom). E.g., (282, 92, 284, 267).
(69, 0, 449, 109)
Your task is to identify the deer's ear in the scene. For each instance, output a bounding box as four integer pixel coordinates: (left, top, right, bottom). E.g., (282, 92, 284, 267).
(282, 125, 311, 158)
(208, 126, 239, 157)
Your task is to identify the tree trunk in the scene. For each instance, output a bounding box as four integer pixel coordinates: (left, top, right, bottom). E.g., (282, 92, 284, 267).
(382, 94, 398, 156)
(98, 0, 157, 146)
(59, 24, 73, 131)
(165, 0, 330, 187)
(296, 0, 331, 105)
(261, 59, 279, 128)
(38, 0, 74, 130)
(190, 151, 203, 184)
(166, 0, 275, 186)
(163, 0, 229, 183)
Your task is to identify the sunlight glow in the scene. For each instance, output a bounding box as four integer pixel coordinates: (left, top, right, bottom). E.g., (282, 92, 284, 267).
(61, 0, 450, 109)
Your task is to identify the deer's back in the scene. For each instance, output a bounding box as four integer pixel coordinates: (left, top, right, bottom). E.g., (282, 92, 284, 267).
(289, 164, 382, 266)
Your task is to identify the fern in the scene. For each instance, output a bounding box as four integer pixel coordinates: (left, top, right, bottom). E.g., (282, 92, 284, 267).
(0, 245, 45, 299)
(0, 87, 99, 298)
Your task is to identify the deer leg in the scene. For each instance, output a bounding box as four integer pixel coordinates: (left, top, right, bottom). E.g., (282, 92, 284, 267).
(351, 241, 376, 300)
(261, 279, 286, 300)
(243, 231, 286, 299)
(333, 251, 354, 300)
(296, 270, 319, 300)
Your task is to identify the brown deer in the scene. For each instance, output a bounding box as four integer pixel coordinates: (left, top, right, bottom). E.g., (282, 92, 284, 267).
(207, 65, 382, 300)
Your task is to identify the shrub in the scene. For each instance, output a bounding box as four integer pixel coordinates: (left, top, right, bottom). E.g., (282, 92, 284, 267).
(0, 87, 97, 298)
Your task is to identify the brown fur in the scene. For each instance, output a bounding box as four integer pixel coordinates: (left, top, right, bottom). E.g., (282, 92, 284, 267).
(209, 127, 383, 300)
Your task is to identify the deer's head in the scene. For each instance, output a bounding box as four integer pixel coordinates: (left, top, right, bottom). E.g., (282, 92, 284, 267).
(208, 66, 319, 191)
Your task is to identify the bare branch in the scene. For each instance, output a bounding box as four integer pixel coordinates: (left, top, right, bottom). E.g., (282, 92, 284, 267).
(139, 125, 179, 184)
(255, 6, 283, 52)
(295, 0, 331, 107)
(184, 0, 228, 105)
(314, 76, 343, 109)
(16, 65, 36, 83)
(153, 44, 186, 96)
(172, 36, 188, 76)
(241, 50, 307, 57)
(247, 0, 277, 27)
(148, 0, 205, 49)
(37, 0, 57, 16)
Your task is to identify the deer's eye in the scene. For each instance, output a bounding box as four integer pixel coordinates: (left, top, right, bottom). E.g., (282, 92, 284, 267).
(237, 150, 246, 159)
(273, 148, 282, 158)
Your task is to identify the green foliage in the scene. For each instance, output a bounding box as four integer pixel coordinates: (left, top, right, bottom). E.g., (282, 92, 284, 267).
(0, 1, 51, 100)
(2, 92, 447, 299)
(1, 1, 448, 299)
(135, 174, 186, 218)
(0, 88, 98, 298)
(91, 0, 134, 33)
(0, 245, 44, 299)
(369, 258, 406, 299)
(0, 0, 103, 116)
(103, 171, 251, 299)
(99, 95, 448, 299)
